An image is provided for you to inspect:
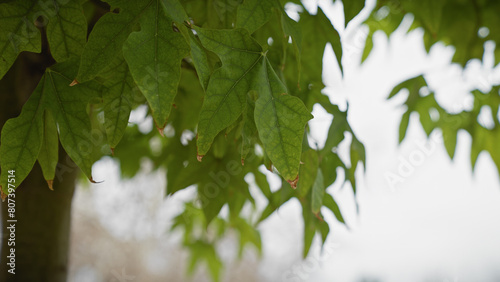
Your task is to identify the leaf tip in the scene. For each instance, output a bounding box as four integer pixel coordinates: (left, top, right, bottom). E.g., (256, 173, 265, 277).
(241, 158, 245, 166)
(69, 79, 79, 86)
(287, 175, 299, 189)
(314, 212, 324, 221)
(157, 126, 165, 137)
(47, 180, 54, 191)
(197, 154, 204, 162)
(110, 147, 115, 156)
(89, 177, 103, 184)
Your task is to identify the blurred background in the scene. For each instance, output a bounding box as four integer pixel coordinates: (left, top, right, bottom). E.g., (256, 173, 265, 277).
(67, 0, 500, 281)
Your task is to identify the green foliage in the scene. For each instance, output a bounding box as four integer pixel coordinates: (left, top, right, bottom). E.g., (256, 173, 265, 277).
(1, 0, 500, 280)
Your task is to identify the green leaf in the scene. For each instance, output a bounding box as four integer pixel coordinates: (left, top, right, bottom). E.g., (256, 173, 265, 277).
(280, 10, 302, 74)
(194, 27, 262, 157)
(123, 1, 189, 130)
(160, 0, 189, 24)
(45, 0, 87, 62)
(311, 169, 325, 214)
(187, 240, 223, 282)
(343, 0, 365, 26)
(241, 91, 258, 161)
(398, 112, 410, 144)
(98, 55, 136, 148)
(75, 0, 153, 82)
(37, 110, 58, 189)
(320, 151, 344, 188)
(44, 62, 101, 181)
(0, 85, 44, 193)
(0, 0, 41, 79)
(297, 149, 319, 197)
(322, 104, 349, 154)
(233, 216, 262, 257)
(235, 0, 276, 34)
(188, 31, 212, 90)
(323, 193, 345, 224)
(254, 58, 312, 182)
(300, 7, 342, 78)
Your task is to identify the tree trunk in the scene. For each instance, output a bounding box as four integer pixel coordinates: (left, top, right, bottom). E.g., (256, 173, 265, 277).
(0, 51, 77, 281)
(0, 156, 77, 282)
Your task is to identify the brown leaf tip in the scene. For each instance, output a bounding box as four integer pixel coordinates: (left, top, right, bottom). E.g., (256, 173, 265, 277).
(69, 79, 79, 86)
(89, 177, 103, 184)
(197, 154, 204, 162)
(287, 175, 299, 189)
(47, 180, 54, 191)
(110, 147, 115, 156)
(241, 158, 245, 166)
(314, 212, 324, 221)
(157, 126, 165, 137)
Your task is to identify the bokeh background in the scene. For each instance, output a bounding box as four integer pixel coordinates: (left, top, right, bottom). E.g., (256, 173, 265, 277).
(67, 0, 500, 281)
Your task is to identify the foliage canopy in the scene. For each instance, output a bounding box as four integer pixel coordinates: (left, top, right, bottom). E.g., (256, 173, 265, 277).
(1, 0, 500, 280)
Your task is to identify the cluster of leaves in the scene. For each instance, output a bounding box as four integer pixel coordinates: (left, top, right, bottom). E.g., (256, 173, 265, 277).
(361, 0, 500, 177)
(0, 0, 366, 280)
(389, 76, 500, 176)
(362, 0, 500, 65)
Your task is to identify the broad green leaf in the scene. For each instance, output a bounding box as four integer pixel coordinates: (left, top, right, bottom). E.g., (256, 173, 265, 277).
(44, 63, 101, 181)
(311, 169, 325, 214)
(45, 0, 87, 62)
(98, 56, 136, 148)
(37, 110, 58, 190)
(123, 1, 189, 130)
(194, 27, 262, 157)
(0, 0, 41, 79)
(0, 86, 44, 193)
(254, 58, 312, 182)
(75, 0, 153, 82)
(343, 0, 365, 26)
(235, 0, 276, 34)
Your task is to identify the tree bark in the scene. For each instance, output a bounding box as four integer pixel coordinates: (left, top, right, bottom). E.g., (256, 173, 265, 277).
(0, 51, 77, 281)
(0, 156, 77, 282)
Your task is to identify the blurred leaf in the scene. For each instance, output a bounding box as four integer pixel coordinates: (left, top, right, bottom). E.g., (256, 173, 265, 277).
(0, 0, 41, 79)
(311, 169, 325, 214)
(343, 0, 365, 26)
